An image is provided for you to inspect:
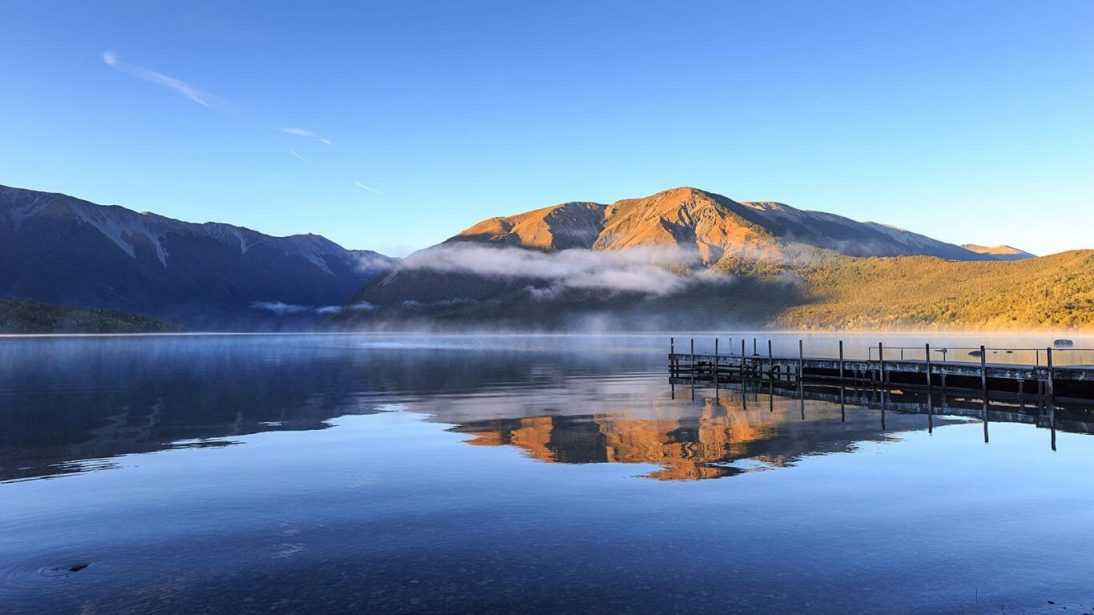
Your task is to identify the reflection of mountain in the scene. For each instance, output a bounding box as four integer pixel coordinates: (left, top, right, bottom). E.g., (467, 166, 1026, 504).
(0, 338, 659, 482)
(453, 393, 964, 480)
(3, 337, 1086, 484)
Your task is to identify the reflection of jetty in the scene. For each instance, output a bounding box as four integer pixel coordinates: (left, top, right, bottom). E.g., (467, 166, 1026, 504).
(669, 338, 1094, 402)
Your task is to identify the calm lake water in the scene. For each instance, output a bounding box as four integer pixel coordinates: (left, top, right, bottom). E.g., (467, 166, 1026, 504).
(1, 333, 1093, 614)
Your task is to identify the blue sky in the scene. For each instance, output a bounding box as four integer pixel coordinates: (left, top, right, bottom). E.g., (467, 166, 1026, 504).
(2, 0, 1091, 256)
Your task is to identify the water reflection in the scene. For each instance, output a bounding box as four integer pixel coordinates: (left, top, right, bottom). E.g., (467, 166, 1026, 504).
(452, 394, 965, 480)
(1, 335, 1091, 484)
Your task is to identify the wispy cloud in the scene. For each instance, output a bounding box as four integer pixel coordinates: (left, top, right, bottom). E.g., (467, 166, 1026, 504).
(279, 127, 317, 137)
(289, 147, 307, 161)
(102, 51, 227, 109)
(279, 127, 332, 145)
(354, 180, 384, 195)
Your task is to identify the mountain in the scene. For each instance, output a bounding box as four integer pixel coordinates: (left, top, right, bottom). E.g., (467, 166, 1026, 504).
(338, 187, 1091, 331)
(961, 244, 1035, 261)
(0, 184, 393, 329)
(776, 249, 1093, 330)
(449, 187, 982, 261)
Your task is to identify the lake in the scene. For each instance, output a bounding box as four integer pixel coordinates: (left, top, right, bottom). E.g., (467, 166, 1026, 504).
(2, 333, 1093, 614)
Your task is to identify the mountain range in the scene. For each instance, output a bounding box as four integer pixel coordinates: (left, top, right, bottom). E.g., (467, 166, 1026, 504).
(340, 187, 1094, 331)
(3, 183, 1089, 333)
(0, 184, 393, 330)
(449, 187, 991, 261)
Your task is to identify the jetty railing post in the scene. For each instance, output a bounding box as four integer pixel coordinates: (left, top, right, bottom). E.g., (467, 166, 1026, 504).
(924, 343, 932, 390)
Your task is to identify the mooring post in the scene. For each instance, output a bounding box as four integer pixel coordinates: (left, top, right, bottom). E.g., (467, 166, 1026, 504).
(714, 338, 720, 389)
(1046, 348, 1055, 408)
(740, 339, 746, 381)
(980, 344, 989, 443)
(980, 344, 988, 399)
(924, 343, 932, 389)
(690, 338, 695, 391)
(670, 337, 675, 378)
(753, 338, 757, 356)
(798, 339, 804, 383)
(838, 340, 844, 382)
(878, 342, 885, 384)
(767, 339, 773, 381)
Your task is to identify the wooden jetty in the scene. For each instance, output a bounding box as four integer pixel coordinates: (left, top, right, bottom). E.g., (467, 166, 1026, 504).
(668, 337, 1094, 403)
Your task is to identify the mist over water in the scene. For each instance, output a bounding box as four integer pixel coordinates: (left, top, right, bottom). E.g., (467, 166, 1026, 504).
(1, 333, 1093, 614)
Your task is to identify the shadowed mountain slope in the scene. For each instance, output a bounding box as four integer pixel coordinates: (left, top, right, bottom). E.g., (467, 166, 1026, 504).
(0, 184, 394, 329)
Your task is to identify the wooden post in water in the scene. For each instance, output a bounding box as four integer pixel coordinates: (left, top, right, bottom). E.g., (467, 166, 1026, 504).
(798, 340, 804, 383)
(713, 338, 720, 390)
(740, 339, 746, 381)
(980, 344, 988, 399)
(878, 342, 885, 384)
(767, 339, 773, 381)
(838, 340, 845, 382)
(753, 338, 757, 356)
(981, 344, 989, 443)
(1046, 348, 1055, 408)
(925, 343, 932, 390)
(690, 338, 695, 392)
(670, 337, 675, 378)
(798, 340, 805, 419)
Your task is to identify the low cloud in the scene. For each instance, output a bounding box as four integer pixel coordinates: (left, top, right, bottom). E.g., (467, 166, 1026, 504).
(355, 252, 397, 272)
(252, 301, 311, 315)
(252, 301, 375, 316)
(102, 51, 229, 109)
(399, 244, 721, 298)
